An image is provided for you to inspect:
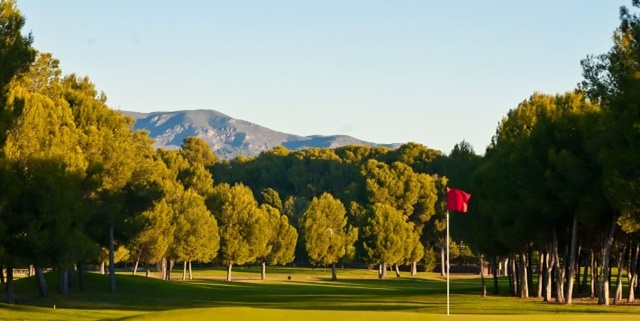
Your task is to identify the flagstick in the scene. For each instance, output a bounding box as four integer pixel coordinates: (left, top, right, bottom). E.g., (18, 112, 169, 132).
(446, 209, 450, 316)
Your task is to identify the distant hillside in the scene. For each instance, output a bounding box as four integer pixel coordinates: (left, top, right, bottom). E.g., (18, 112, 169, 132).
(121, 109, 400, 159)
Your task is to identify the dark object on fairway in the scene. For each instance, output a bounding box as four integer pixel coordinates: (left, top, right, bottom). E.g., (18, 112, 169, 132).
(288, 275, 291, 280)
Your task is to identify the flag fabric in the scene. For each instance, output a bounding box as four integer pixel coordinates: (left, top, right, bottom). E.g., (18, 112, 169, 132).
(447, 188, 471, 213)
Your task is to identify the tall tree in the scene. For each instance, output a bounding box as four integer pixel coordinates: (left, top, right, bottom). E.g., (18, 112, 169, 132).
(363, 159, 436, 272)
(301, 193, 357, 281)
(128, 199, 174, 277)
(209, 183, 269, 281)
(1, 75, 88, 301)
(170, 188, 219, 281)
(0, 2, 35, 301)
(63, 74, 153, 292)
(362, 203, 410, 278)
(581, 1, 640, 304)
(257, 204, 297, 280)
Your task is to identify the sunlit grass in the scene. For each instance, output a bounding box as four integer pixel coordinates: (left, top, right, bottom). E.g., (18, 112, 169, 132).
(0, 267, 637, 321)
(121, 265, 391, 281)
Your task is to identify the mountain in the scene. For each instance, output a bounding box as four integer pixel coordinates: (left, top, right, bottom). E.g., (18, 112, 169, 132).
(121, 109, 400, 159)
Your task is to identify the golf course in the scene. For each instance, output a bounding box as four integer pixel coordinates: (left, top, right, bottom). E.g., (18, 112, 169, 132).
(1, 267, 638, 321)
(4, 1, 640, 320)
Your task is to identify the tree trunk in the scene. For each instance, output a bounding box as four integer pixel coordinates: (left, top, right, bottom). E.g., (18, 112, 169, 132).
(511, 255, 518, 297)
(226, 262, 233, 282)
(182, 261, 187, 281)
(332, 263, 337, 281)
(598, 216, 617, 305)
(6, 265, 14, 304)
(78, 261, 85, 291)
(565, 212, 579, 304)
(614, 246, 626, 305)
(57, 269, 68, 295)
(158, 259, 165, 280)
(609, 264, 613, 292)
(628, 241, 639, 303)
(537, 253, 544, 298)
(35, 266, 47, 297)
(394, 263, 400, 277)
(188, 261, 193, 280)
(507, 257, 514, 296)
(168, 259, 175, 281)
(552, 228, 565, 303)
(582, 253, 589, 295)
(519, 252, 528, 298)
(410, 261, 417, 276)
(576, 245, 582, 294)
(492, 256, 499, 295)
(480, 254, 487, 297)
(379, 262, 386, 279)
(164, 258, 170, 280)
(527, 248, 534, 297)
(544, 251, 554, 302)
(67, 269, 75, 289)
(590, 250, 597, 299)
(109, 225, 116, 292)
(133, 252, 141, 276)
(440, 244, 446, 277)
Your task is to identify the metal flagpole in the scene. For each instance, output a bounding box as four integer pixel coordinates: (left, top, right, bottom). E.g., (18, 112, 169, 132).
(446, 210, 450, 316)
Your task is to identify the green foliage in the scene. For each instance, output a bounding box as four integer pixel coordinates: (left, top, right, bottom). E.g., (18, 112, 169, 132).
(0, 0, 35, 95)
(422, 246, 437, 272)
(363, 160, 437, 224)
(384, 142, 443, 174)
(361, 203, 422, 267)
(170, 189, 219, 263)
(261, 204, 297, 265)
(180, 136, 218, 167)
(1, 76, 92, 271)
(129, 199, 175, 264)
(99, 245, 130, 266)
(210, 183, 269, 266)
(260, 188, 283, 212)
(581, 1, 640, 232)
(301, 193, 357, 266)
(160, 148, 215, 197)
(362, 203, 406, 265)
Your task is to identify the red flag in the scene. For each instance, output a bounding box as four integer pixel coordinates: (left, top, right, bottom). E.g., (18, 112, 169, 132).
(447, 188, 471, 213)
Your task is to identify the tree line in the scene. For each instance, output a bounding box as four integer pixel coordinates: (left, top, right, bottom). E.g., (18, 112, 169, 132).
(2, 0, 640, 308)
(0, 1, 462, 304)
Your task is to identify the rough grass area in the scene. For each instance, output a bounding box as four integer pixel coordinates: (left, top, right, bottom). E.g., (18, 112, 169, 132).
(0, 267, 638, 321)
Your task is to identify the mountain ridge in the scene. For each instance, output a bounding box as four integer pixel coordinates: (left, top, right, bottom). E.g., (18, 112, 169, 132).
(121, 109, 401, 159)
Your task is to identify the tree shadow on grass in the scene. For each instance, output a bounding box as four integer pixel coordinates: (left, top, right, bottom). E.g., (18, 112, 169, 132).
(7, 273, 640, 316)
(8, 273, 464, 312)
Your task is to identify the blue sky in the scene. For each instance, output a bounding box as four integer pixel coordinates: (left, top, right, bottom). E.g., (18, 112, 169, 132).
(19, 1, 628, 153)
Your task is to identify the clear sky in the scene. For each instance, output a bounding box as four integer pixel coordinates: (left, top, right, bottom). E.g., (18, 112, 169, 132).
(19, 1, 628, 154)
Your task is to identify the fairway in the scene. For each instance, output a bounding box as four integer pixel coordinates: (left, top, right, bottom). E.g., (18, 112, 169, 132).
(1, 268, 639, 320)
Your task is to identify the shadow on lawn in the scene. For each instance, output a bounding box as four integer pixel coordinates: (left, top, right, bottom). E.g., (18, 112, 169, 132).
(9, 273, 636, 316)
(9, 273, 475, 313)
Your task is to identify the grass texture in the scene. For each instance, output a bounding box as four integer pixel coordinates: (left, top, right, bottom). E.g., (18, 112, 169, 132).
(0, 267, 637, 320)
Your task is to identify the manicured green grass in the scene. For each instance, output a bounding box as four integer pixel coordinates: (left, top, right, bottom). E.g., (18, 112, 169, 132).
(0, 268, 638, 320)
(124, 264, 383, 280)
